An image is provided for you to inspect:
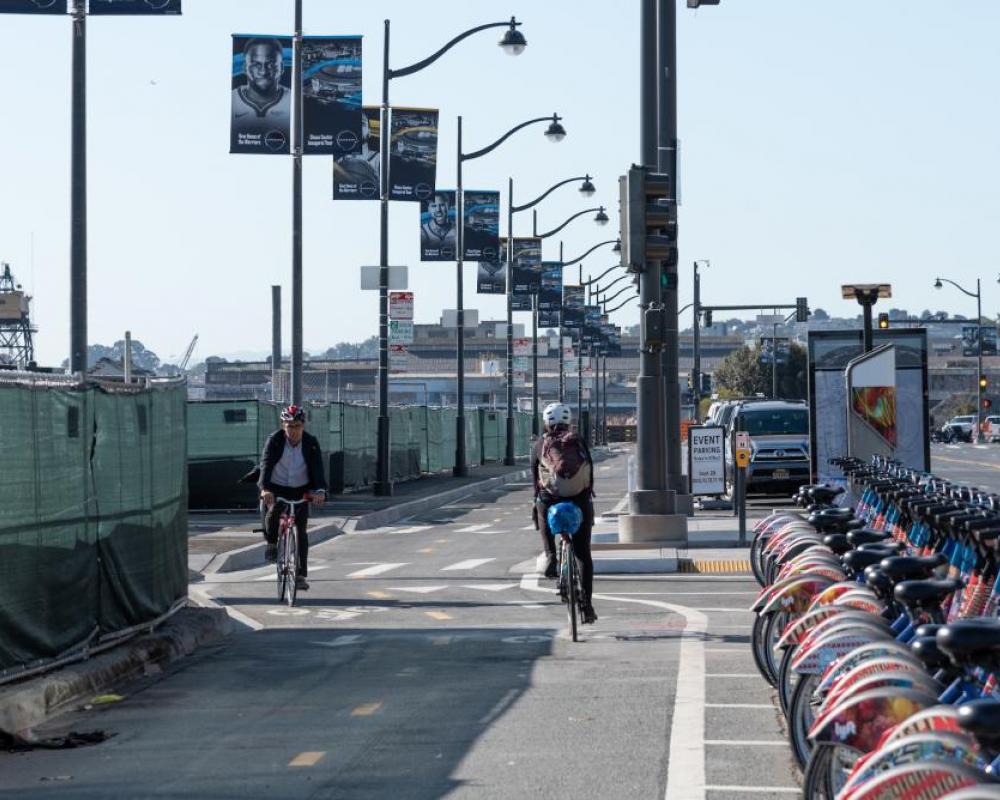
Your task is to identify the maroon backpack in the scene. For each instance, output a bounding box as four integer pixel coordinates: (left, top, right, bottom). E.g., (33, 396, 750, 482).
(538, 430, 592, 498)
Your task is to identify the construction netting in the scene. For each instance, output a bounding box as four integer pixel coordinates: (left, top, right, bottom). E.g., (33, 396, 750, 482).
(0, 375, 187, 678)
(188, 400, 533, 509)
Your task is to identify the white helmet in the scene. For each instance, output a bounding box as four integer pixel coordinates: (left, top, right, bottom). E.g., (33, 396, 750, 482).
(542, 402, 572, 429)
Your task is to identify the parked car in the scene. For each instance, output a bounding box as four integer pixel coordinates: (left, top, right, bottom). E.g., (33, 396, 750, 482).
(940, 415, 977, 443)
(725, 400, 810, 496)
(983, 415, 1000, 443)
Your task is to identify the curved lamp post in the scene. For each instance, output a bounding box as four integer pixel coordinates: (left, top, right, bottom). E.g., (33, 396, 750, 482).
(374, 16, 525, 494)
(935, 276, 985, 442)
(503, 174, 596, 463)
(453, 113, 565, 475)
(604, 292, 639, 314)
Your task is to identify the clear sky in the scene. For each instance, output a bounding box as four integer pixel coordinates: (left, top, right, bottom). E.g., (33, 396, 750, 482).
(2, 0, 999, 366)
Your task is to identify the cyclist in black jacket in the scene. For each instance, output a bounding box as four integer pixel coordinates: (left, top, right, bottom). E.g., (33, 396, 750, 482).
(532, 402, 597, 623)
(258, 405, 327, 590)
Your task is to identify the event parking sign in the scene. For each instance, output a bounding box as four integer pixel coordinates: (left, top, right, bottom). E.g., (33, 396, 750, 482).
(688, 425, 725, 496)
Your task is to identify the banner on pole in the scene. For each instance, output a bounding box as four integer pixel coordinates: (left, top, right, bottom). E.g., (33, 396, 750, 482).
(389, 107, 438, 202)
(230, 35, 293, 155)
(333, 106, 380, 200)
(962, 325, 998, 357)
(539, 310, 560, 328)
(301, 36, 362, 156)
(583, 305, 602, 343)
(462, 190, 500, 262)
(88, 0, 180, 13)
(419, 190, 457, 261)
(510, 237, 542, 297)
(562, 286, 585, 328)
(477, 260, 506, 294)
(0, 1, 67, 12)
(539, 261, 562, 312)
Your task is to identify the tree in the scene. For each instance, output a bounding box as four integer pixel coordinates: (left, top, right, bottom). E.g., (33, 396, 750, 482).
(61, 340, 161, 371)
(713, 342, 808, 400)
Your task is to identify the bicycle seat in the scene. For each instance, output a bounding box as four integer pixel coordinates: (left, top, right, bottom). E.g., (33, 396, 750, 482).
(894, 578, 962, 612)
(811, 507, 854, 520)
(810, 486, 845, 504)
(844, 549, 890, 574)
(822, 533, 852, 555)
(937, 619, 1000, 671)
(848, 529, 893, 546)
(910, 636, 951, 671)
(914, 623, 944, 639)
(858, 541, 905, 553)
(863, 566, 895, 601)
(957, 699, 1000, 753)
(879, 554, 947, 582)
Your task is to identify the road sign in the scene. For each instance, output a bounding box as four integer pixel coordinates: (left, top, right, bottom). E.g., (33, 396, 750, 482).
(756, 314, 784, 325)
(389, 319, 413, 344)
(734, 431, 751, 451)
(389, 344, 408, 371)
(389, 291, 414, 319)
(688, 425, 725, 496)
(735, 449, 751, 469)
(513, 337, 531, 357)
(361, 265, 408, 290)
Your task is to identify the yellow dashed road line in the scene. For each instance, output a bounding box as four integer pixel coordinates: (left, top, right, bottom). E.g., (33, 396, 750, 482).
(351, 702, 383, 717)
(289, 751, 326, 767)
(425, 611, 452, 621)
(934, 454, 1000, 471)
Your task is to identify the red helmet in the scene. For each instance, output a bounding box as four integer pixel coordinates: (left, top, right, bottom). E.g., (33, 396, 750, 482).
(280, 405, 306, 423)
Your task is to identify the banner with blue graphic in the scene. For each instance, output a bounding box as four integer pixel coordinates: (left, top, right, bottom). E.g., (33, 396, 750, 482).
(0, 1, 67, 12)
(230, 35, 293, 155)
(89, 0, 180, 13)
(419, 190, 457, 261)
(302, 36, 362, 156)
(462, 190, 500, 262)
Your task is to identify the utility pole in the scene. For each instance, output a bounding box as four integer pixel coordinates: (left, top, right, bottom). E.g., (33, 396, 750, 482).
(290, 0, 303, 404)
(271, 285, 282, 402)
(692, 260, 703, 419)
(70, 0, 87, 374)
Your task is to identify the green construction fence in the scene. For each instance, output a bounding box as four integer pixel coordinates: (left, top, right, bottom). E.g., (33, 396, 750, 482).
(188, 400, 533, 509)
(0, 377, 188, 679)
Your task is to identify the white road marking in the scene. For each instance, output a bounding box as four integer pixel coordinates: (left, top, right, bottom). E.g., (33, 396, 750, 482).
(703, 787, 798, 794)
(461, 583, 517, 592)
(455, 524, 492, 533)
(311, 635, 363, 647)
(704, 703, 773, 709)
(347, 563, 408, 578)
(607, 592, 755, 596)
(387, 585, 447, 594)
(505, 601, 545, 609)
(390, 525, 432, 535)
(478, 688, 519, 726)
(441, 558, 495, 571)
(521, 525, 536, 531)
(693, 608, 753, 613)
(704, 740, 787, 747)
(705, 673, 760, 678)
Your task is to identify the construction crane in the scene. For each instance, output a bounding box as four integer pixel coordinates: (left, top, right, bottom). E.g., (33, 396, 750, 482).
(179, 334, 199, 371)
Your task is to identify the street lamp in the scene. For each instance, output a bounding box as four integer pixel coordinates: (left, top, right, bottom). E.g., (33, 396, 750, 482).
(935, 276, 986, 443)
(374, 15, 525, 495)
(533, 207, 609, 239)
(455, 113, 566, 475)
(504, 174, 597, 463)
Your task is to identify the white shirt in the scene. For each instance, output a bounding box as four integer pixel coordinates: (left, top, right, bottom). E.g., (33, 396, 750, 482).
(272, 439, 309, 488)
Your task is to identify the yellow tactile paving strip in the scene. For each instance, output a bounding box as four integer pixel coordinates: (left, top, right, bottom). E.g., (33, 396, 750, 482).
(678, 558, 750, 574)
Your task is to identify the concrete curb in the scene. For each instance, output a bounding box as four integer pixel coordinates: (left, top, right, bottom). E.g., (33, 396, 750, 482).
(0, 606, 231, 736)
(205, 468, 532, 574)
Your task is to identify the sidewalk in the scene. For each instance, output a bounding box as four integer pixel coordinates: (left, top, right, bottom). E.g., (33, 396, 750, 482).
(188, 461, 533, 576)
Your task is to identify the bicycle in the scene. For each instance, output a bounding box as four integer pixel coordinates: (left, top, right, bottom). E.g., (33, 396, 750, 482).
(557, 532, 586, 642)
(272, 496, 310, 607)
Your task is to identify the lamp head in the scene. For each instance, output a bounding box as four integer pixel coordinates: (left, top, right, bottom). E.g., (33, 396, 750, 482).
(544, 115, 566, 143)
(594, 207, 610, 226)
(579, 175, 596, 197)
(499, 18, 527, 56)
(934, 278, 943, 290)
(612, 239, 622, 254)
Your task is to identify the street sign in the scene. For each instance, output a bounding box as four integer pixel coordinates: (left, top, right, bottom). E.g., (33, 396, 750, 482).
(361, 265, 408, 290)
(389, 291, 414, 320)
(513, 338, 532, 357)
(389, 319, 413, 344)
(513, 370, 527, 386)
(389, 344, 408, 371)
(756, 314, 784, 325)
(481, 360, 501, 376)
(734, 431, 751, 451)
(688, 425, 725, 496)
(513, 356, 529, 372)
(735, 449, 751, 469)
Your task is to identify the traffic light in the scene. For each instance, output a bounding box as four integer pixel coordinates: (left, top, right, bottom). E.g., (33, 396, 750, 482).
(795, 297, 810, 323)
(877, 313, 890, 330)
(619, 166, 674, 272)
(701, 373, 712, 394)
(980, 375, 988, 390)
(983, 398, 992, 410)
(702, 309, 713, 328)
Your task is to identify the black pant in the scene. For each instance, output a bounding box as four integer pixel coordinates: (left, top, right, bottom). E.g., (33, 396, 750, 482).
(535, 493, 594, 603)
(264, 484, 310, 577)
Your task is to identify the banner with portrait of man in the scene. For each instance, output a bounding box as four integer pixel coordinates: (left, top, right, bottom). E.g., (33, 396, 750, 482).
(419, 190, 457, 261)
(88, 0, 181, 13)
(462, 190, 500, 262)
(389, 107, 438, 202)
(301, 36, 362, 156)
(962, 325, 998, 357)
(333, 106, 380, 200)
(0, 0, 67, 12)
(562, 285, 585, 328)
(230, 35, 293, 155)
(477, 258, 506, 294)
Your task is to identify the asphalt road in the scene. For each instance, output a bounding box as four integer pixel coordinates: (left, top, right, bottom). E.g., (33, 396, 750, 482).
(3, 452, 796, 799)
(932, 440, 1000, 493)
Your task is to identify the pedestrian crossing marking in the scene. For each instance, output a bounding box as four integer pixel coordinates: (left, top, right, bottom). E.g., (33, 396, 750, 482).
(455, 523, 492, 533)
(441, 558, 495, 571)
(461, 583, 516, 592)
(425, 611, 452, 621)
(351, 702, 383, 717)
(289, 751, 326, 767)
(347, 563, 407, 578)
(387, 585, 447, 594)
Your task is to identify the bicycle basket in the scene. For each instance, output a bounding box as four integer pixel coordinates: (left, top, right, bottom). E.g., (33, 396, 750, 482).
(547, 502, 583, 536)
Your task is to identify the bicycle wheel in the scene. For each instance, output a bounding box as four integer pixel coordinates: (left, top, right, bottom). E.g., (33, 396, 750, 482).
(566, 542, 578, 642)
(788, 671, 820, 769)
(777, 644, 797, 717)
(276, 530, 288, 603)
(285, 525, 299, 608)
(751, 612, 777, 686)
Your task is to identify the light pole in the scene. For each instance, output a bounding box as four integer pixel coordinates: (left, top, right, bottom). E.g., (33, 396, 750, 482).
(375, 16, 526, 494)
(935, 276, 986, 442)
(692, 259, 709, 419)
(504, 176, 593, 464)
(456, 113, 566, 475)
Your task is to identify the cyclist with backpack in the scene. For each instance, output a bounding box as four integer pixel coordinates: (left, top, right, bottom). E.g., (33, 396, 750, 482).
(532, 402, 597, 624)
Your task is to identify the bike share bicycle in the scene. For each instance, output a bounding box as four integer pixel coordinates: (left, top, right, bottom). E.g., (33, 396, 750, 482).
(746, 455, 1000, 798)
